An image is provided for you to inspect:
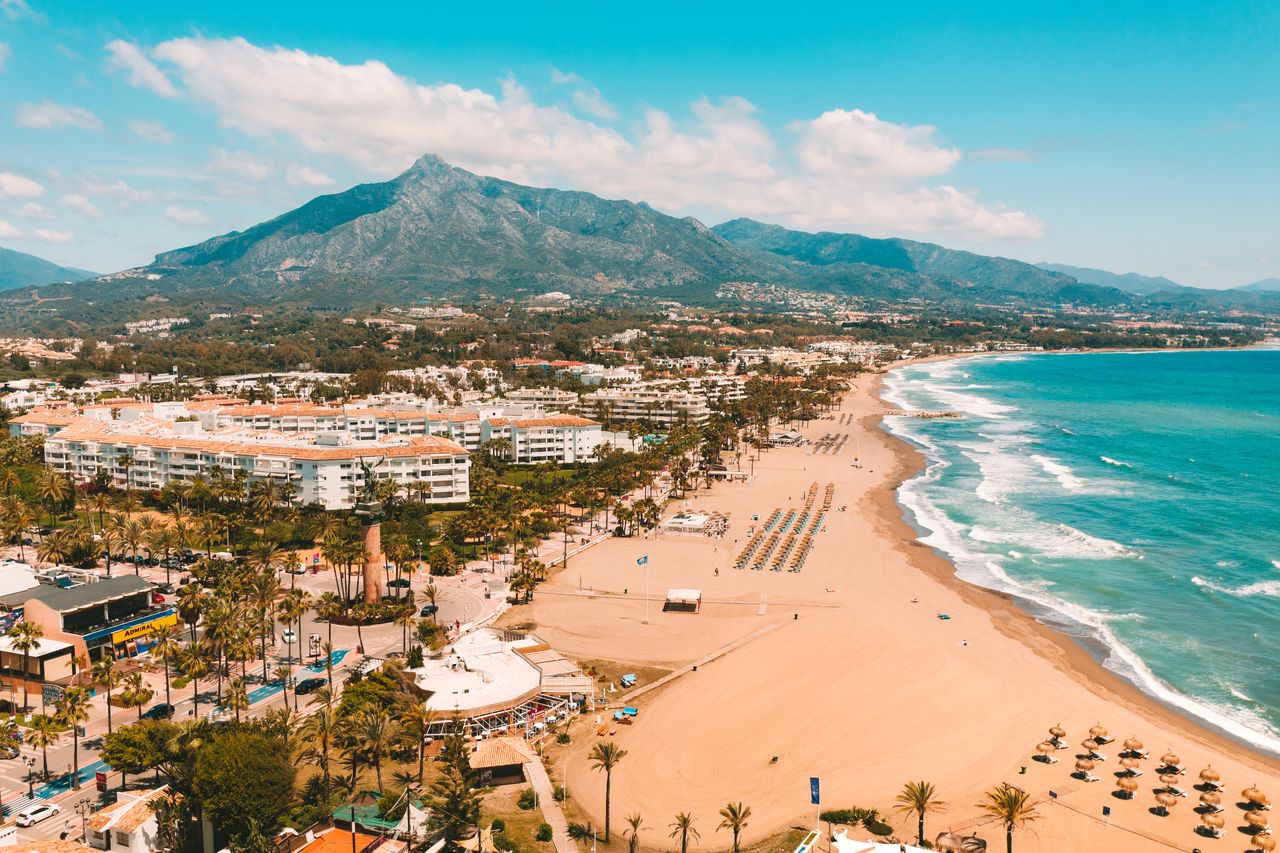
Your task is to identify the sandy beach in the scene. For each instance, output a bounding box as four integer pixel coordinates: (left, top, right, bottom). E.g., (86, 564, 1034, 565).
(508, 360, 1280, 852)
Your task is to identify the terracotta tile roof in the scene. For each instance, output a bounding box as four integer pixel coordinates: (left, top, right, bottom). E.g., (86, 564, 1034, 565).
(469, 739, 528, 769)
(298, 829, 378, 853)
(10, 841, 96, 853)
(87, 787, 167, 833)
(9, 410, 80, 424)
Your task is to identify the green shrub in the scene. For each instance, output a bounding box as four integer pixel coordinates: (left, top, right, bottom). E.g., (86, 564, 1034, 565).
(536, 823, 553, 842)
(490, 819, 505, 833)
(517, 788, 537, 810)
(555, 732, 570, 744)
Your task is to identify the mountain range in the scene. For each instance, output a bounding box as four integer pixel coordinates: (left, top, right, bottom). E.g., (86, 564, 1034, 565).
(10, 154, 1278, 317)
(1035, 262, 1187, 295)
(0, 247, 97, 291)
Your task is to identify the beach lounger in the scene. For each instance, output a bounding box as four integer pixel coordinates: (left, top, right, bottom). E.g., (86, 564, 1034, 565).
(623, 707, 638, 716)
(937, 614, 951, 620)
(596, 725, 609, 736)
(1082, 773, 1100, 783)
(1168, 786, 1187, 798)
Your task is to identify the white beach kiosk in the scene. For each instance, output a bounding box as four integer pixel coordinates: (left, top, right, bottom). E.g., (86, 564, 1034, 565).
(663, 588, 702, 613)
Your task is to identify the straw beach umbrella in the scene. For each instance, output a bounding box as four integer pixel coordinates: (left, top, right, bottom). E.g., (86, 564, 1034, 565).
(1074, 759, 1095, 778)
(1082, 738, 1103, 759)
(1159, 772, 1180, 789)
(1244, 785, 1265, 805)
(1049, 724, 1066, 744)
(1120, 757, 1140, 776)
(1245, 810, 1270, 830)
(1116, 777, 1138, 798)
(1160, 751, 1182, 768)
(1256, 835, 1277, 852)
(1089, 723, 1109, 741)
(1035, 741, 1055, 757)
(1123, 735, 1143, 752)
(1155, 792, 1177, 815)
(1199, 766, 1222, 785)
(1201, 813, 1225, 830)
(1200, 791, 1222, 810)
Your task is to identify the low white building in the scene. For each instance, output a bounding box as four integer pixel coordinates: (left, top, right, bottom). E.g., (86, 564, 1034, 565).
(482, 415, 603, 464)
(501, 387, 580, 411)
(87, 786, 168, 853)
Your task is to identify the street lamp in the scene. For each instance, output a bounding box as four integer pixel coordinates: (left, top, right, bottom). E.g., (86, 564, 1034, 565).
(23, 755, 34, 796)
(75, 798, 93, 842)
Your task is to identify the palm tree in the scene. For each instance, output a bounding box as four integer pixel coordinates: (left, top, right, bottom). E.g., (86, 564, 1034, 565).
(26, 714, 60, 779)
(54, 687, 90, 789)
(977, 783, 1041, 853)
(117, 516, 149, 575)
(896, 781, 945, 846)
(179, 643, 209, 716)
(175, 583, 206, 642)
(399, 703, 436, 782)
(351, 707, 400, 790)
(276, 589, 310, 665)
(423, 584, 440, 622)
(669, 813, 699, 853)
(718, 802, 751, 853)
(624, 813, 645, 853)
(7, 620, 44, 712)
(150, 622, 181, 707)
(225, 677, 249, 723)
(589, 741, 627, 841)
(35, 468, 72, 529)
(274, 664, 294, 711)
(122, 671, 154, 719)
(300, 704, 337, 790)
(91, 656, 119, 733)
(314, 591, 343, 650)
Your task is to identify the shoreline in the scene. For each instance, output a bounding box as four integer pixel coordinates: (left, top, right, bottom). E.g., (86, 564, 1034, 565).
(869, 352, 1280, 772)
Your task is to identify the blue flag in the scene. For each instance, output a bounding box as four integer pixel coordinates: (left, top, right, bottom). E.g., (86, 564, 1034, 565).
(636, 555, 648, 566)
(810, 777, 820, 805)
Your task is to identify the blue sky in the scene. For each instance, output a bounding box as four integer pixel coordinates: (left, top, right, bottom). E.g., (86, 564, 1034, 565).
(0, 0, 1276, 288)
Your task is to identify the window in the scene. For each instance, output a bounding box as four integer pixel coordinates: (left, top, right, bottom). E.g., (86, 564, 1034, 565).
(116, 832, 130, 845)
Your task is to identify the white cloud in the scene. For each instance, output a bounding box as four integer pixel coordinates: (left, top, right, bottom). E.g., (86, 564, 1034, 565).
(15, 100, 103, 131)
(80, 177, 153, 203)
(16, 202, 51, 219)
(145, 35, 1044, 241)
(550, 67, 618, 121)
(34, 228, 73, 244)
(0, 42, 11, 72)
(206, 147, 271, 181)
(105, 40, 178, 97)
(0, 171, 44, 198)
(285, 165, 334, 188)
(61, 193, 102, 218)
(1, 0, 39, 22)
(0, 220, 18, 238)
(971, 147, 1037, 164)
(165, 205, 212, 225)
(129, 119, 175, 144)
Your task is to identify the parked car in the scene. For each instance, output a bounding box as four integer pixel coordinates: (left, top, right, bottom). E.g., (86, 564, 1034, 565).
(285, 564, 307, 575)
(387, 578, 411, 588)
(294, 677, 326, 695)
(281, 629, 297, 644)
(0, 744, 19, 759)
(155, 583, 175, 595)
(419, 604, 439, 617)
(15, 803, 59, 827)
(141, 703, 175, 720)
(151, 591, 166, 604)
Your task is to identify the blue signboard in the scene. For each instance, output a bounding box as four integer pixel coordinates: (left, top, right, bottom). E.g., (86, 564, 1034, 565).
(809, 777, 820, 805)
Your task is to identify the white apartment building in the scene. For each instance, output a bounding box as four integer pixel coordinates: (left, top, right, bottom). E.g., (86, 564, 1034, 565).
(42, 417, 471, 510)
(501, 387, 580, 411)
(481, 415, 604, 463)
(579, 386, 711, 426)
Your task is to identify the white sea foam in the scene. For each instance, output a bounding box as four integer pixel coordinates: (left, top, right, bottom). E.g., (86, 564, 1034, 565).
(900, 483, 1280, 754)
(1100, 456, 1133, 468)
(1032, 454, 1084, 490)
(1191, 576, 1280, 598)
(1229, 686, 1254, 702)
(925, 385, 1017, 419)
(970, 517, 1136, 560)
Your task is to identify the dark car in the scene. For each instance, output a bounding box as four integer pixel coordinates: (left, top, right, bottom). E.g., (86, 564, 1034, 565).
(294, 677, 327, 695)
(141, 703, 174, 720)
(155, 583, 175, 595)
(387, 578, 411, 588)
(419, 604, 438, 617)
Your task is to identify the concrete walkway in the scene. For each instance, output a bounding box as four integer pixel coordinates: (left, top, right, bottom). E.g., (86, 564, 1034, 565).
(509, 739, 574, 853)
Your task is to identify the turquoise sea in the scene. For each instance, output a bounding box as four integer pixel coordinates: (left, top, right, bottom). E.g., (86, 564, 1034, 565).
(882, 347, 1280, 754)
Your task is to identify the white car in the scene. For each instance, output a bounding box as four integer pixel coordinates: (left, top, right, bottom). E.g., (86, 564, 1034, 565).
(15, 803, 59, 827)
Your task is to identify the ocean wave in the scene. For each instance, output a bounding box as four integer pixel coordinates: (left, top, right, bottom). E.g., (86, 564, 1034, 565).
(1031, 454, 1084, 490)
(970, 517, 1137, 560)
(1100, 456, 1134, 468)
(925, 385, 1017, 419)
(1191, 576, 1280, 598)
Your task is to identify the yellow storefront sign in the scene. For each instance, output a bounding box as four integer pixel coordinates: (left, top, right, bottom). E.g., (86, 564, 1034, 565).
(111, 613, 177, 645)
